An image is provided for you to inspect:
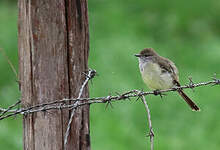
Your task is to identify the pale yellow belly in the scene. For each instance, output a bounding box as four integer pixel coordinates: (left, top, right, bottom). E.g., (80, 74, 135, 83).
(141, 62, 174, 90)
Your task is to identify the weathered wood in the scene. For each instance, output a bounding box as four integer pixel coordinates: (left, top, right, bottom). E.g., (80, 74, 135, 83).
(65, 0, 90, 149)
(18, 0, 90, 149)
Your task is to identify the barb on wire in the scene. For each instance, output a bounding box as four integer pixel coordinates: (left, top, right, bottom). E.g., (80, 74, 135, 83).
(104, 96, 114, 109)
(64, 69, 96, 150)
(188, 76, 195, 92)
(141, 96, 154, 150)
(212, 73, 220, 86)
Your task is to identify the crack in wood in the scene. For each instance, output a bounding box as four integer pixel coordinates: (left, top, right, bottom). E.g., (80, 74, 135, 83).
(76, 0, 82, 30)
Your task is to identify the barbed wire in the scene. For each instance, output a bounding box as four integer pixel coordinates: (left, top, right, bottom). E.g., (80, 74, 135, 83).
(64, 69, 96, 149)
(0, 100, 21, 117)
(0, 69, 220, 150)
(0, 74, 219, 121)
(141, 95, 154, 150)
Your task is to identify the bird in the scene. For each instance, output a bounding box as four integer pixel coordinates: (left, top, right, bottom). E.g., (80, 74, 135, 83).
(135, 48, 200, 111)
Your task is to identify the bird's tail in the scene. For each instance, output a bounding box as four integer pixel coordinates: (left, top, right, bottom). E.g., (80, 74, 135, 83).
(177, 89, 200, 111)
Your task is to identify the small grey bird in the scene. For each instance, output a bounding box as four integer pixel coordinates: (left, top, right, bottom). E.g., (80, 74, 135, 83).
(135, 48, 200, 111)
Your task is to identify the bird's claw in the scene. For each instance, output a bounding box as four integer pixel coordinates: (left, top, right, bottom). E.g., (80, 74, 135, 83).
(153, 90, 166, 99)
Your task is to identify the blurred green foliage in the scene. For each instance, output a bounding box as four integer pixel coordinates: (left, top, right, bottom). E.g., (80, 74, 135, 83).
(0, 0, 220, 150)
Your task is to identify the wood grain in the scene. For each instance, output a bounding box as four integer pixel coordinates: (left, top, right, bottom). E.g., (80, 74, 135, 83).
(18, 0, 90, 149)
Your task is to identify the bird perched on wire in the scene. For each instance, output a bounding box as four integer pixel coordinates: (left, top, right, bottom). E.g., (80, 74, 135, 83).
(135, 48, 200, 111)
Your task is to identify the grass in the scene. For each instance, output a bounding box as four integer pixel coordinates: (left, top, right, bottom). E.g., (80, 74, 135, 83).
(0, 0, 220, 149)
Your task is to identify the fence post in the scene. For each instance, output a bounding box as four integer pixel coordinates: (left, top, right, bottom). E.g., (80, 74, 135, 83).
(18, 0, 90, 149)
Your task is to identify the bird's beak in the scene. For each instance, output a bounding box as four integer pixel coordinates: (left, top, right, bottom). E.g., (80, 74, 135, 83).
(134, 54, 141, 57)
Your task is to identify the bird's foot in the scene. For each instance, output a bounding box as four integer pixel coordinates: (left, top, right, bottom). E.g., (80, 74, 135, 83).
(153, 90, 166, 99)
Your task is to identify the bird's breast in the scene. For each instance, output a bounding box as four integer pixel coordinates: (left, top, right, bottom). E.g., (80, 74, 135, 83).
(139, 61, 174, 90)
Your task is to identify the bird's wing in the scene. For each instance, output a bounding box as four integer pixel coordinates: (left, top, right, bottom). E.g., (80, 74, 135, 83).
(156, 56, 179, 82)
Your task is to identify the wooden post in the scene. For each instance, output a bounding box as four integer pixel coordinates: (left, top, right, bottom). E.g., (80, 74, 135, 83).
(18, 0, 90, 149)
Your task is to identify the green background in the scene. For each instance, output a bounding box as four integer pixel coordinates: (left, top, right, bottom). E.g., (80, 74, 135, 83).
(0, 0, 220, 149)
